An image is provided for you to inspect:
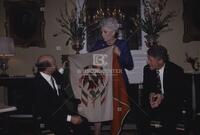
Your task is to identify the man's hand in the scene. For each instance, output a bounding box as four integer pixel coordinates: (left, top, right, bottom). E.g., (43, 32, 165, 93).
(149, 92, 164, 109)
(113, 46, 121, 56)
(62, 60, 69, 68)
(71, 115, 82, 125)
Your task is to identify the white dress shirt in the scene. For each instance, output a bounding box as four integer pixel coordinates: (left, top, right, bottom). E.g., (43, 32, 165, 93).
(158, 64, 165, 94)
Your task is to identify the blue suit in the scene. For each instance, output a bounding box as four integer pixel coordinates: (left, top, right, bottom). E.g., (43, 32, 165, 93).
(90, 39, 134, 86)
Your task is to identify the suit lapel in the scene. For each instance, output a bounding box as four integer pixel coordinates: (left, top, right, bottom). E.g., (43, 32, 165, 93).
(38, 73, 58, 96)
(163, 63, 169, 92)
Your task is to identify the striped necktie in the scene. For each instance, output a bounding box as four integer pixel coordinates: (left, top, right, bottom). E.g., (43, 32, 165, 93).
(156, 70, 162, 94)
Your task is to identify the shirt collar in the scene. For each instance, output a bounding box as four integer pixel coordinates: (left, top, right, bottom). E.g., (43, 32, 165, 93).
(40, 72, 51, 81)
(158, 64, 165, 74)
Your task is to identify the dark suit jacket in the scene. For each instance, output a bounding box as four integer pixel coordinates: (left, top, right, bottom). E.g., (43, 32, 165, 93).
(33, 72, 70, 131)
(52, 70, 80, 113)
(143, 61, 184, 119)
(33, 72, 91, 135)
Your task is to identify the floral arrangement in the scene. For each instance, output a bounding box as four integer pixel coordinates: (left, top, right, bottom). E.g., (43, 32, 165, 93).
(53, 0, 87, 53)
(185, 53, 200, 71)
(133, 0, 176, 47)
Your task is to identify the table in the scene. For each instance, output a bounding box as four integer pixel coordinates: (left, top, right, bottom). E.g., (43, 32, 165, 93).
(0, 105, 17, 114)
(0, 105, 17, 134)
(0, 76, 34, 114)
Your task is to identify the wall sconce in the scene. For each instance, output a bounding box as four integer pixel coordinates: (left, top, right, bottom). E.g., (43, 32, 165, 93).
(0, 37, 15, 76)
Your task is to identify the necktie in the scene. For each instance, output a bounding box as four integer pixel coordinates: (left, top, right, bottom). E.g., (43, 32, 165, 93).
(156, 70, 162, 94)
(51, 77, 59, 95)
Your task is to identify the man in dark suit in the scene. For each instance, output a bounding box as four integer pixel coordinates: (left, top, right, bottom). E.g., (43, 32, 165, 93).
(33, 55, 90, 135)
(138, 45, 184, 135)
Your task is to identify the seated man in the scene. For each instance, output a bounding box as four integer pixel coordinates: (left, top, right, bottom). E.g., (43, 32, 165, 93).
(138, 45, 184, 135)
(33, 54, 91, 135)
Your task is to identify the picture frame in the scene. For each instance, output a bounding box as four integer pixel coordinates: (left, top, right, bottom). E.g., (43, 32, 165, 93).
(4, 0, 45, 47)
(183, 0, 200, 42)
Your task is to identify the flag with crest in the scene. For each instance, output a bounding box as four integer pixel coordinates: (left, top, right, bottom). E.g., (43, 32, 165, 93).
(69, 47, 113, 122)
(69, 46, 130, 134)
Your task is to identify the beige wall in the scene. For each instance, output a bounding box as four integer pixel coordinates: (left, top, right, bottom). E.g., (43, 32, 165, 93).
(159, 0, 200, 72)
(0, 0, 199, 75)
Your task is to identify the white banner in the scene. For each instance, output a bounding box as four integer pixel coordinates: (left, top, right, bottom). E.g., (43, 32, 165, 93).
(69, 46, 113, 122)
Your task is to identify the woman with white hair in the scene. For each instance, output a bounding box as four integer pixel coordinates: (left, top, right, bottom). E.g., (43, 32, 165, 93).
(90, 17, 134, 135)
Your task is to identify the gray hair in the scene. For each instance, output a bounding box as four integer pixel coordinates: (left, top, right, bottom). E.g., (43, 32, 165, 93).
(100, 17, 120, 31)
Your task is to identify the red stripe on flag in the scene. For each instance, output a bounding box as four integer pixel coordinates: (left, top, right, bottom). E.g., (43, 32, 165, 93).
(111, 53, 130, 135)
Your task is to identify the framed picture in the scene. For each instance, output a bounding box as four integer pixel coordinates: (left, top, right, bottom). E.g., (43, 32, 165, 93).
(183, 0, 200, 42)
(4, 0, 45, 47)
